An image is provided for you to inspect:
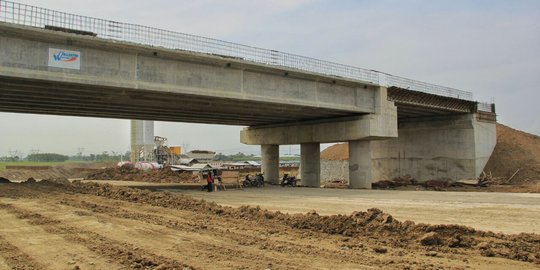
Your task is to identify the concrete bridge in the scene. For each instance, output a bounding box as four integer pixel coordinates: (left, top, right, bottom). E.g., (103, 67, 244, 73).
(0, 1, 496, 188)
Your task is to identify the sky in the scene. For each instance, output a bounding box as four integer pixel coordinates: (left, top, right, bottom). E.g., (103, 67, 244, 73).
(1, 0, 539, 157)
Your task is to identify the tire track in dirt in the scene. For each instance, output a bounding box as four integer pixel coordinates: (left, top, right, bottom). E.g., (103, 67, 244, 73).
(53, 194, 518, 270)
(2, 182, 539, 269)
(0, 235, 44, 270)
(0, 202, 195, 270)
(34, 197, 350, 269)
(0, 208, 119, 269)
(1, 191, 386, 269)
(2, 199, 300, 270)
(54, 194, 444, 270)
(0, 256, 10, 269)
(59, 198, 375, 265)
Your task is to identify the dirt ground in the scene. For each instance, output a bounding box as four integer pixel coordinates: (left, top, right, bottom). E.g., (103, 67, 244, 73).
(484, 124, 540, 183)
(0, 162, 112, 181)
(177, 186, 540, 235)
(0, 181, 539, 269)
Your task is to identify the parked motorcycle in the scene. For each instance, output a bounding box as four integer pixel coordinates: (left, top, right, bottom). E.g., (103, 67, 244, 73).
(255, 173, 265, 187)
(242, 174, 263, 188)
(280, 174, 297, 187)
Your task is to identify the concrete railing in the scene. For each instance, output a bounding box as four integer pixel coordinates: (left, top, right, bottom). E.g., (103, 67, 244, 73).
(0, 0, 495, 112)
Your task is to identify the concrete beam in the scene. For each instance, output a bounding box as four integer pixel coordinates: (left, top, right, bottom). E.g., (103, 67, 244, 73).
(261, 145, 279, 185)
(300, 143, 320, 187)
(241, 90, 398, 145)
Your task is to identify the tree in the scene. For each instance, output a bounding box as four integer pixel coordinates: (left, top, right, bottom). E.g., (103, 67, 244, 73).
(26, 153, 69, 162)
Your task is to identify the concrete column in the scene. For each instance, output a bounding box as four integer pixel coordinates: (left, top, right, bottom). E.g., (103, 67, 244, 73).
(261, 144, 279, 184)
(300, 143, 320, 187)
(348, 140, 372, 189)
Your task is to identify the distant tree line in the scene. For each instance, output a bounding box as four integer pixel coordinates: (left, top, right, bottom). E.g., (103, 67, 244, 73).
(0, 156, 20, 162)
(213, 152, 300, 162)
(27, 153, 69, 162)
(0, 151, 130, 163)
(69, 151, 131, 162)
(214, 152, 259, 161)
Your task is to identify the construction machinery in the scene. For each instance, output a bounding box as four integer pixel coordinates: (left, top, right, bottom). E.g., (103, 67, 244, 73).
(153, 136, 182, 165)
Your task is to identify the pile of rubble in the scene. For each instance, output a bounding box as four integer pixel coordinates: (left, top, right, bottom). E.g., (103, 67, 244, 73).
(371, 175, 417, 189)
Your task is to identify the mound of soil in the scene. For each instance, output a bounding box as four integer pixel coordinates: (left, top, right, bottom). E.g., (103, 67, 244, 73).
(34, 180, 540, 264)
(320, 143, 348, 160)
(0, 166, 96, 181)
(84, 164, 198, 183)
(484, 124, 540, 183)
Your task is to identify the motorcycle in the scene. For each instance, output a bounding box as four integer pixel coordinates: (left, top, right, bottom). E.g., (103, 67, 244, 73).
(280, 174, 297, 187)
(242, 174, 263, 188)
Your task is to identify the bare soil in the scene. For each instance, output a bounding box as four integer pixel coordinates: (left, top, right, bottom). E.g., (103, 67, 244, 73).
(85, 164, 199, 183)
(180, 186, 540, 235)
(84, 165, 299, 186)
(0, 180, 538, 269)
(484, 124, 540, 183)
(320, 143, 349, 161)
(0, 162, 112, 181)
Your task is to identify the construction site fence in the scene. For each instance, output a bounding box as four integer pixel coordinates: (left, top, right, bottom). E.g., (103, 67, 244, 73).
(0, 0, 494, 112)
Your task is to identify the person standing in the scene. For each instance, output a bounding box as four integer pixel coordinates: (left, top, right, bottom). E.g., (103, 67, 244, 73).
(217, 174, 225, 191)
(207, 171, 214, 192)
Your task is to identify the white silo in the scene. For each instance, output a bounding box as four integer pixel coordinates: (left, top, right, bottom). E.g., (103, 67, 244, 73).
(130, 120, 154, 162)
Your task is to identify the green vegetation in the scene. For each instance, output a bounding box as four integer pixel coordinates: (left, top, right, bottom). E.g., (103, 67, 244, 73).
(69, 151, 130, 162)
(213, 152, 299, 162)
(27, 153, 69, 162)
(214, 152, 258, 161)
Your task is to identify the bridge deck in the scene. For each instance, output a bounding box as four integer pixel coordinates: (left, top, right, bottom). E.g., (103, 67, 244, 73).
(0, 76, 361, 126)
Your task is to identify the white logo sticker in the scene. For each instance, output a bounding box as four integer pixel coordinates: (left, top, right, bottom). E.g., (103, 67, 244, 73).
(48, 48, 81, 70)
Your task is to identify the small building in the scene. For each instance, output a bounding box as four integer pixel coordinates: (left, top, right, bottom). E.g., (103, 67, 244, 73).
(187, 150, 216, 163)
(179, 158, 199, 166)
(222, 160, 261, 170)
(170, 163, 212, 176)
(208, 161, 225, 168)
(280, 160, 300, 167)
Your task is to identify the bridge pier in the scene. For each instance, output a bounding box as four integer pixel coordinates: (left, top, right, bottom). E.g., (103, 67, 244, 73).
(348, 140, 373, 189)
(300, 143, 321, 187)
(261, 144, 279, 185)
(242, 90, 398, 189)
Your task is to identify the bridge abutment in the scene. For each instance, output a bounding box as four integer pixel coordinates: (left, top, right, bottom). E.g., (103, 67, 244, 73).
(370, 113, 496, 182)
